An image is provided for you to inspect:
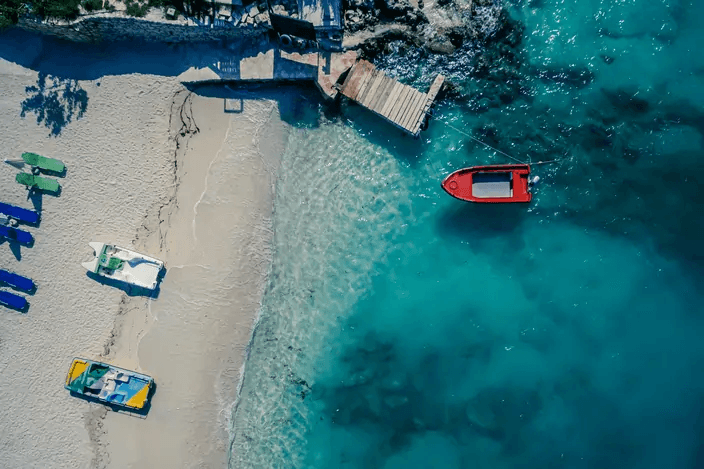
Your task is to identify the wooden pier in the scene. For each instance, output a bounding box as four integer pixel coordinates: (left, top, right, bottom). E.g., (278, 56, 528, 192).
(338, 59, 445, 137)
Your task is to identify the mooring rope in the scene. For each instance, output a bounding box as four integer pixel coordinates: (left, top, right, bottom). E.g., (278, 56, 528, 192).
(444, 121, 562, 166)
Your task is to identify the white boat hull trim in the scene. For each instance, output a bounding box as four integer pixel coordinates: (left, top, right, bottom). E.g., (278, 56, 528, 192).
(82, 242, 164, 290)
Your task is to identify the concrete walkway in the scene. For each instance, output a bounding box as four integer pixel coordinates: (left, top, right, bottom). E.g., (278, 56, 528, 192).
(178, 41, 357, 99)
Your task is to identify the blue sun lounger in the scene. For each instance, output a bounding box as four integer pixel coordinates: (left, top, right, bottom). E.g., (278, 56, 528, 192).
(0, 290, 27, 310)
(0, 269, 35, 292)
(0, 225, 33, 245)
(0, 202, 39, 225)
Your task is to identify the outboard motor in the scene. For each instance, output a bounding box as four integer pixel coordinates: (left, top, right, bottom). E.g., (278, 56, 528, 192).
(528, 175, 540, 191)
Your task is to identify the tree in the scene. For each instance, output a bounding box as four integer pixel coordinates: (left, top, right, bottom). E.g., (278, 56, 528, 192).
(0, 0, 25, 28)
(31, 0, 82, 21)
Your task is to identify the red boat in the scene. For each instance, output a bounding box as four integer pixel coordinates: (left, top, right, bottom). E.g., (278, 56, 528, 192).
(441, 164, 532, 203)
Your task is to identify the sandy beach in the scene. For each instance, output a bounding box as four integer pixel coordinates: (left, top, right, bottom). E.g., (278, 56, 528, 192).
(0, 58, 284, 467)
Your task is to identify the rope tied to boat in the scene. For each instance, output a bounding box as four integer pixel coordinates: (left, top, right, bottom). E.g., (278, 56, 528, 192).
(444, 122, 562, 166)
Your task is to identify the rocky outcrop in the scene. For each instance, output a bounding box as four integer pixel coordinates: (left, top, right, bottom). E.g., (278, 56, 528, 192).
(344, 0, 427, 32)
(343, 0, 504, 57)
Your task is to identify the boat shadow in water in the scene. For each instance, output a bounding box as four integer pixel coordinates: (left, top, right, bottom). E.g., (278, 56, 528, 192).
(436, 202, 530, 247)
(86, 270, 164, 299)
(340, 102, 428, 167)
(69, 381, 157, 418)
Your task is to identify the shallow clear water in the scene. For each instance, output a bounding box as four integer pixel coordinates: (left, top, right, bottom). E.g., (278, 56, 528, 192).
(231, 0, 704, 467)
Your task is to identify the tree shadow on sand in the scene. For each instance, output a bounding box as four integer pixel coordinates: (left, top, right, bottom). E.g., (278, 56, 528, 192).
(20, 72, 88, 136)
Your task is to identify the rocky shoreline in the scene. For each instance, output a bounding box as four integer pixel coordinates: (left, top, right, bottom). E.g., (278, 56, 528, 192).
(344, 0, 503, 57)
(11, 0, 505, 58)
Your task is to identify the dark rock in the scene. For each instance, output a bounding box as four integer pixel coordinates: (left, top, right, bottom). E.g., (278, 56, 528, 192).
(602, 88, 650, 114)
(426, 37, 456, 54)
(579, 124, 612, 150)
(499, 92, 514, 104)
(535, 65, 594, 88)
(345, 10, 363, 26)
(622, 146, 647, 164)
(376, 0, 412, 18)
(383, 394, 410, 408)
(347, 0, 374, 10)
(474, 97, 491, 112)
(403, 10, 427, 29)
(489, 10, 524, 48)
(357, 29, 417, 59)
(475, 124, 500, 146)
(447, 28, 465, 48)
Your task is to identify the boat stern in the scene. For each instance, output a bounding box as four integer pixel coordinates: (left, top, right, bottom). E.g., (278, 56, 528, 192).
(124, 379, 154, 410)
(82, 242, 106, 273)
(65, 358, 90, 390)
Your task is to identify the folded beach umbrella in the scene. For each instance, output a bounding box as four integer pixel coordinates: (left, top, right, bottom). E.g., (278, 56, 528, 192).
(4, 158, 25, 170)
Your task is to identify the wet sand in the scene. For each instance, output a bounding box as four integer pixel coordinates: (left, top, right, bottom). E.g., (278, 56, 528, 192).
(101, 91, 285, 468)
(0, 58, 284, 468)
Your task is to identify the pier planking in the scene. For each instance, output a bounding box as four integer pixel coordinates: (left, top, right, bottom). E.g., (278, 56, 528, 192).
(339, 59, 444, 137)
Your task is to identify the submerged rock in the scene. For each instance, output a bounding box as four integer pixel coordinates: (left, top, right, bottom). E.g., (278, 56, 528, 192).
(427, 37, 456, 54)
(346, 0, 502, 57)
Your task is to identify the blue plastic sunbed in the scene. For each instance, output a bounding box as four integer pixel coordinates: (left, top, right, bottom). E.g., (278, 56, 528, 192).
(0, 290, 27, 310)
(0, 225, 33, 245)
(0, 269, 35, 292)
(0, 202, 39, 225)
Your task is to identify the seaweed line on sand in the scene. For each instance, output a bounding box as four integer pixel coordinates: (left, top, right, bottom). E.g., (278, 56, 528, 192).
(85, 406, 110, 469)
(84, 87, 199, 466)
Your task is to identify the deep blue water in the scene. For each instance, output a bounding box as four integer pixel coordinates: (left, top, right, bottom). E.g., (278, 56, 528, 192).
(230, 0, 704, 467)
(2, 0, 701, 465)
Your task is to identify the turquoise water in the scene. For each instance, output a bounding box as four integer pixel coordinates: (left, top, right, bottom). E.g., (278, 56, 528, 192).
(230, 0, 704, 467)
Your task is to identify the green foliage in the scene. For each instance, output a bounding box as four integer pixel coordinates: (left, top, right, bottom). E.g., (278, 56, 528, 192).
(82, 0, 103, 12)
(32, 0, 82, 20)
(124, 0, 149, 17)
(0, 0, 211, 26)
(0, 0, 25, 27)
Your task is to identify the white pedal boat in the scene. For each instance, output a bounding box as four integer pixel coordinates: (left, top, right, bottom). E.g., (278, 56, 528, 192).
(82, 242, 164, 290)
